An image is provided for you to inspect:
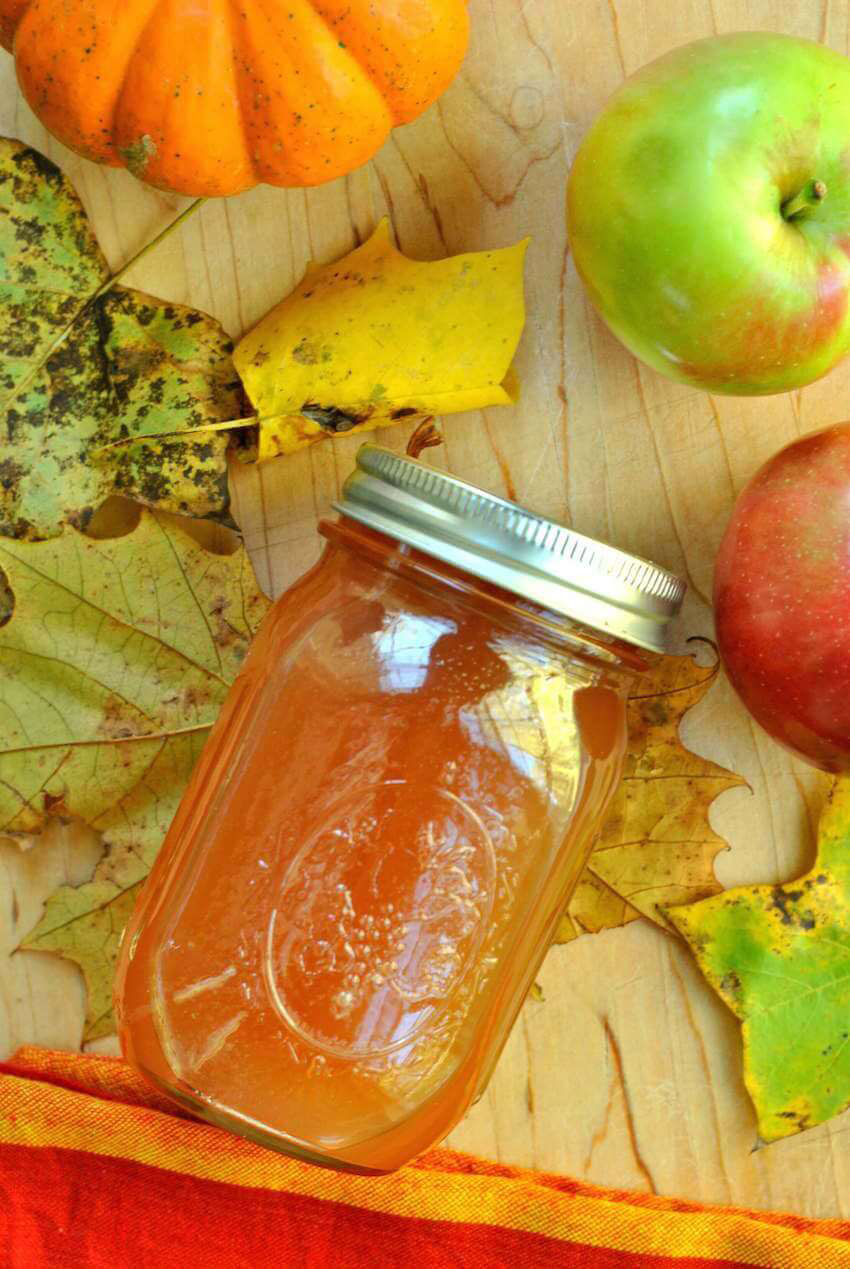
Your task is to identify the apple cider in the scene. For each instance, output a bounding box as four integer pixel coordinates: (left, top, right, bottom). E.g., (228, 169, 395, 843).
(116, 447, 684, 1172)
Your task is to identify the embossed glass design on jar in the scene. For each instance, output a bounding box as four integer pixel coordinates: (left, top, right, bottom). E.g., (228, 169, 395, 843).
(116, 446, 685, 1173)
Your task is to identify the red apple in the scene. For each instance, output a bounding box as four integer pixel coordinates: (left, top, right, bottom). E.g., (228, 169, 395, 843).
(715, 423, 850, 769)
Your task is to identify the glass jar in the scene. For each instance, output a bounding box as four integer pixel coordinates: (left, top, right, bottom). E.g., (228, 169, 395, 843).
(116, 446, 684, 1173)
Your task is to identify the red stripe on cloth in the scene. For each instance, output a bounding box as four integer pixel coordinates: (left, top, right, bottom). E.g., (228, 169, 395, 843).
(0, 1142, 751, 1269)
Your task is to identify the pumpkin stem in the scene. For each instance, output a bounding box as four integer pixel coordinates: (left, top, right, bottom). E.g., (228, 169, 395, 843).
(2, 198, 205, 427)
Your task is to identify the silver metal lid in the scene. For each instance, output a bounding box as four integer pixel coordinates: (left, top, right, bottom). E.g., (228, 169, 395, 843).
(335, 446, 686, 653)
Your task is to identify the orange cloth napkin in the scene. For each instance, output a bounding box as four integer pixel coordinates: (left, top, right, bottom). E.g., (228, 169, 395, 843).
(1, 1047, 850, 1267)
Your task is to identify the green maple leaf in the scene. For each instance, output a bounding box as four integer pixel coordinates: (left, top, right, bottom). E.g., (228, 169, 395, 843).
(0, 136, 242, 540)
(669, 777, 850, 1142)
(2, 508, 270, 1039)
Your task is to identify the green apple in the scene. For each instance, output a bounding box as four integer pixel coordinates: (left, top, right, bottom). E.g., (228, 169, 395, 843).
(567, 32, 850, 395)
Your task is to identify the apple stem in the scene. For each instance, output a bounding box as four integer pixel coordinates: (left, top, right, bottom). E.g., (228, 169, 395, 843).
(782, 179, 828, 221)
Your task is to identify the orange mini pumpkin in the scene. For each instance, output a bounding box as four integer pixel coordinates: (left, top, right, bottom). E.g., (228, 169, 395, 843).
(0, 0, 469, 196)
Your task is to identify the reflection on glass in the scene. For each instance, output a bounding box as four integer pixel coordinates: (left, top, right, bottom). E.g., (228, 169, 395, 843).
(373, 612, 457, 694)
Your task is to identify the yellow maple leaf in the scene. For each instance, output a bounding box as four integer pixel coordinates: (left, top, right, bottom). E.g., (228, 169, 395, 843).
(7, 507, 270, 1039)
(557, 647, 746, 943)
(233, 220, 528, 461)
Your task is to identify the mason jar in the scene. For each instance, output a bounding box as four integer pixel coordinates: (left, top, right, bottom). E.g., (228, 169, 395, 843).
(116, 445, 685, 1173)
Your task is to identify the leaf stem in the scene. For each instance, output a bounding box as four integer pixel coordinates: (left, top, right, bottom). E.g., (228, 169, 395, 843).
(94, 405, 440, 457)
(406, 417, 442, 458)
(93, 412, 259, 455)
(2, 197, 206, 426)
(90, 197, 206, 305)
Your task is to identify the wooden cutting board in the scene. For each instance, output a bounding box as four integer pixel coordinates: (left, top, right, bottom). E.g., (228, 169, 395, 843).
(0, 0, 847, 1221)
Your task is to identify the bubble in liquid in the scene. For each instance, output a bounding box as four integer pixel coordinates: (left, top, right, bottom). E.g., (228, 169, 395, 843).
(297, 939, 335, 977)
(266, 781, 496, 1059)
(331, 990, 356, 1019)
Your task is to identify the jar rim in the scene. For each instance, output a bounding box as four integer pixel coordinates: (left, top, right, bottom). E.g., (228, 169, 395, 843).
(335, 446, 685, 654)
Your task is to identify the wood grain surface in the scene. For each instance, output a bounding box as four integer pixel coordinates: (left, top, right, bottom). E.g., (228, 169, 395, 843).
(0, 0, 847, 1220)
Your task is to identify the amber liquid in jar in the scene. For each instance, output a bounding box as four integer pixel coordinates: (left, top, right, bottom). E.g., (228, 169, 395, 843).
(117, 520, 650, 1172)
